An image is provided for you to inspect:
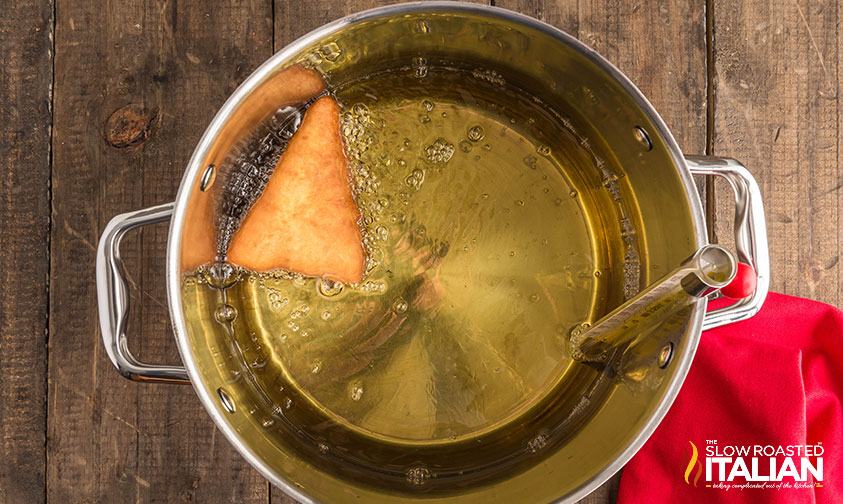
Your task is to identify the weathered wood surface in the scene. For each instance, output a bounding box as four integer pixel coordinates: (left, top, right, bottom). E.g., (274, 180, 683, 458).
(47, 1, 273, 502)
(713, 0, 841, 307)
(1, 0, 839, 503)
(0, 1, 53, 503)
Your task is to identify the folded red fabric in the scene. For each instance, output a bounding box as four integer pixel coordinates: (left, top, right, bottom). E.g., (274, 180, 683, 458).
(618, 292, 842, 503)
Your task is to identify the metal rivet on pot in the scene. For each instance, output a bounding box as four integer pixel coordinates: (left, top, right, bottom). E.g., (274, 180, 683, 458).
(657, 342, 674, 369)
(217, 387, 236, 413)
(200, 164, 216, 192)
(633, 126, 653, 151)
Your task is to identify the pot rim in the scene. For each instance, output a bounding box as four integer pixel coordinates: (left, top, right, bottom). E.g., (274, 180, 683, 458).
(166, 2, 707, 503)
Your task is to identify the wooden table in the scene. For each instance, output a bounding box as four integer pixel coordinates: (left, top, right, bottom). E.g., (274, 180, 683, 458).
(2, 0, 840, 502)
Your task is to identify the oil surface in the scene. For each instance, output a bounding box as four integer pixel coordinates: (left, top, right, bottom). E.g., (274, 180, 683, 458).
(181, 64, 635, 490)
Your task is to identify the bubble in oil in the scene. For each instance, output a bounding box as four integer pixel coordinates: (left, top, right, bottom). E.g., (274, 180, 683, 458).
(349, 381, 364, 401)
(318, 279, 344, 297)
(318, 443, 329, 454)
(205, 263, 238, 289)
(412, 57, 428, 78)
(319, 42, 342, 62)
(424, 138, 455, 163)
(321, 310, 332, 321)
(413, 19, 430, 34)
(360, 280, 387, 294)
(393, 298, 409, 314)
(472, 68, 505, 86)
(216, 105, 304, 256)
(482, 143, 491, 151)
(284, 397, 293, 410)
(311, 359, 322, 374)
(214, 304, 237, 324)
(467, 125, 485, 142)
(421, 99, 434, 111)
(523, 155, 538, 169)
(458, 139, 472, 153)
(623, 245, 641, 299)
(568, 323, 592, 360)
(304, 50, 323, 66)
(352, 103, 369, 118)
(527, 433, 549, 453)
(406, 466, 433, 486)
(418, 114, 431, 124)
(375, 224, 390, 241)
(536, 144, 551, 156)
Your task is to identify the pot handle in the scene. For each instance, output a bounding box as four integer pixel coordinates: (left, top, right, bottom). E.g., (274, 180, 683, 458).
(96, 202, 190, 384)
(685, 156, 770, 330)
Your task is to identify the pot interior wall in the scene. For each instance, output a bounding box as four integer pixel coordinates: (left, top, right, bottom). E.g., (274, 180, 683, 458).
(174, 5, 704, 503)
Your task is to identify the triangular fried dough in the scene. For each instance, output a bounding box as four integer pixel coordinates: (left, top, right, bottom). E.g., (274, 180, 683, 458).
(227, 96, 365, 284)
(180, 65, 326, 271)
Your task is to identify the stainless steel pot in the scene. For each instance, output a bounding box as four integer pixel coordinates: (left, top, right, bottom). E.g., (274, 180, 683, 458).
(96, 3, 769, 502)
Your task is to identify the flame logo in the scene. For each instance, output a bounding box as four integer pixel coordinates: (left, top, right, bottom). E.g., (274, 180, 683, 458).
(684, 441, 702, 486)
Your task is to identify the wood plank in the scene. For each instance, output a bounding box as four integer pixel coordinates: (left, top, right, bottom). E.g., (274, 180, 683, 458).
(494, 0, 708, 156)
(491, 2, 707, 503)
(0, 1, 53, 503)
(712, 0, 840, 305)
(47, 1, 273, 502)
(274, 0, 414, 52)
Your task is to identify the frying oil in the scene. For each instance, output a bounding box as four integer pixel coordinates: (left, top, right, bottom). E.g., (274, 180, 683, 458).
(181, 63, 639, 491)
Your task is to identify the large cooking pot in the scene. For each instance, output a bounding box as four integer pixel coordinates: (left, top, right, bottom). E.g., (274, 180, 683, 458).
(96, 3, 769, 503)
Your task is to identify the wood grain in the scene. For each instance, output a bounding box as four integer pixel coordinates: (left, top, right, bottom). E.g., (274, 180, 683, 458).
(47, 1, 272, 502)
(712, 0, 840, 305)
(0, 1, 53, 503)
(491, 0, 708, 155)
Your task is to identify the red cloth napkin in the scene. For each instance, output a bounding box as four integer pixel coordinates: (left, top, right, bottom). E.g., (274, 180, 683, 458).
(618, 292, 843, 503)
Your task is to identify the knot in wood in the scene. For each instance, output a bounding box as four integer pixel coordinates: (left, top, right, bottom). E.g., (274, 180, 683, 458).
(104, 104, 153, 148)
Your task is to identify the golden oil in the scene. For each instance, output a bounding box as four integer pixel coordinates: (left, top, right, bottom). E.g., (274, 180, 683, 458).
(181, 61, 642, 492)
